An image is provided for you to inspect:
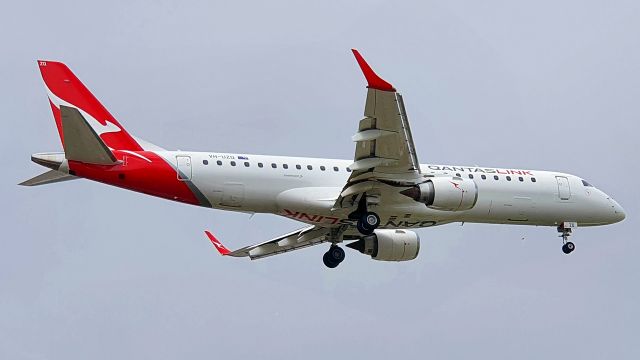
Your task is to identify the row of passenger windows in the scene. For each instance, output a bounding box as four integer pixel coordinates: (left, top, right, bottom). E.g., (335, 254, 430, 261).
(456, 173, 536, 182)
(202, 159, 352, 172)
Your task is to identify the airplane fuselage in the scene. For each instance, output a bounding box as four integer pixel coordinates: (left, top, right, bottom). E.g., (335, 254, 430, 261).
(44, 150, 625, 230)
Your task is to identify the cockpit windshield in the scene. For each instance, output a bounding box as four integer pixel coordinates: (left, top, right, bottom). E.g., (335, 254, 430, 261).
(582, 179, 594, 187)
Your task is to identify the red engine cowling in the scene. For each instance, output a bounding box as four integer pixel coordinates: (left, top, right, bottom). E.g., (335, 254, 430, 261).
(346, 229, 420, 261)
(401, 177, 478, 211)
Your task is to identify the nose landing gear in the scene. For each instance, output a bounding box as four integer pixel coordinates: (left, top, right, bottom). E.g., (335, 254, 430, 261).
(562, 242, 575, 254)
(558, 222, 577, 254)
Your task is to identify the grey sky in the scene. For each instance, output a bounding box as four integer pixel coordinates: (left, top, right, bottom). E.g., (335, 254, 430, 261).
(1, 0, 638, 358)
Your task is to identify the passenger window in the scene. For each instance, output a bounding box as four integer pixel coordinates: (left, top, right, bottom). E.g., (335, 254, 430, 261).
(468, 174, 474, 179)
(481, 175, 486, 180)
(494, 175, 499, 180)
(296, 164, 301, 170)
(347, 167, 352, 172)
(320, 166, 326, 171)
(283, 164, 289, 169)
(307, 165, 313, 170)
(258, 163, 263, 168)
(230, 161, 236, 166)
(244, 162, 250, 167)
(518, 177, 523, 182)
(203, 160, 209, 165)
(333, 166, 339, 172)
(531, 178, 537, 183)
(217, 160, 223, 166)
(456, 173, 461, 177)
(506, 176, 511, 181)
(271, 163, 277, 168)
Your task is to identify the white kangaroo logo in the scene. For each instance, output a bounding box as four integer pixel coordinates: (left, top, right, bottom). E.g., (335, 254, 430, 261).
(45, 83, 122, 136)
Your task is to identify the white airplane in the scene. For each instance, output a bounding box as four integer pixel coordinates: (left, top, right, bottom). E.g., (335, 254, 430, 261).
(22, 50, 625, 268)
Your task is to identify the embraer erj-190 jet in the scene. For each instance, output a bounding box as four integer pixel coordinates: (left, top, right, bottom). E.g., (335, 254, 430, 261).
(22, 50, 625, 268)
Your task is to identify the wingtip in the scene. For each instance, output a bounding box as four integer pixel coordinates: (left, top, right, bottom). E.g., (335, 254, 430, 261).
(351, 49, 395, 92)
(205, 230, 231, 256)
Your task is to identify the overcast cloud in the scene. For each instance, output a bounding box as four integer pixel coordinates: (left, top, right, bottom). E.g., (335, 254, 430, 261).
(1, 1, 638, 359)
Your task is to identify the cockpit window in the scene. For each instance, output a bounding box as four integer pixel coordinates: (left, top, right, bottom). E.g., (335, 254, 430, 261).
(582, 180, 593, 187)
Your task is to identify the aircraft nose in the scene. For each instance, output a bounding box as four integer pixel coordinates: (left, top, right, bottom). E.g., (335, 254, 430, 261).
(608, 197, 626, 223)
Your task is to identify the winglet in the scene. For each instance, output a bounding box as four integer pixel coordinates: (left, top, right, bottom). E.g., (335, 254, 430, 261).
(205, 231, 231, 255)
(351, 49, 395, 92)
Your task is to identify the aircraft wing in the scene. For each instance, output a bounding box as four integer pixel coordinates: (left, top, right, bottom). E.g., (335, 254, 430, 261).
(334, 50, 423, 210)
(205, 226, 332, 260)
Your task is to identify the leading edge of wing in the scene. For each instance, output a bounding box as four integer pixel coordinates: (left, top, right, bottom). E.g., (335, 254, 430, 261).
(351, 49, 396, 92)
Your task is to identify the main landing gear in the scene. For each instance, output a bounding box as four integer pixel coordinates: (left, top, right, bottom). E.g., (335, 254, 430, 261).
(356, 212, 381, 235)
(558, 222, 576, 255)
(351, 194, 381, 236)
(323, 245, 345, 268)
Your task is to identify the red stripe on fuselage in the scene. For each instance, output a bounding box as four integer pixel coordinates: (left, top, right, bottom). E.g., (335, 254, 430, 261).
(67, 151, 202, 206)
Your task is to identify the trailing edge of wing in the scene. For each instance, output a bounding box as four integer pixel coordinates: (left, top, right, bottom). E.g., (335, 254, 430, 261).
(19, 170, 77, 186)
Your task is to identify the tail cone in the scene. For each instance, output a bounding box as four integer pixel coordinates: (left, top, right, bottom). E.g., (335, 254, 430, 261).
(346, 239, 365, 253)
(400, 186, 420, 201)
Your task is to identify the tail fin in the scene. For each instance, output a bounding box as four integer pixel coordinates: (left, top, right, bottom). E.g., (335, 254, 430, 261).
(37, 60, 143, 151)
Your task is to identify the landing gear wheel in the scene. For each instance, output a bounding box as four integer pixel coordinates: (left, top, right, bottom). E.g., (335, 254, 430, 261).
(323, 252, 339, 268)
(363, 212, 380, 229)
(357, 220, 374, 235)
(323, 246, 345, 268)
(356, 212, 380, 235)
(562, 242, 575, 254)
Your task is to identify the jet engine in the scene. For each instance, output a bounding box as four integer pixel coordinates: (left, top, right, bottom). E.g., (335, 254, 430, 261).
(346, 229, 420, 261)
(400, 177, 478, 211)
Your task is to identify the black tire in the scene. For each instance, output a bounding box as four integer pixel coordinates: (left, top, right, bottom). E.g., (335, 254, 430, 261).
(357, 220, 374, 235)
(362, 212, 381, 229)
(323, 252, 339, 268)
(329, 246, 345, 263)
(566, 242, 575, 253)
(562, 242, 575, 254)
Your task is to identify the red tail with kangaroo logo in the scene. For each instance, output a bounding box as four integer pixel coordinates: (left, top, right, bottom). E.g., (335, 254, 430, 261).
(37, 60, 143, 151)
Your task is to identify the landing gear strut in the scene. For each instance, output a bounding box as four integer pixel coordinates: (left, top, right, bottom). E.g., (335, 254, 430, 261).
(558, 222, 576, 254)
(323, 245, 345, 268)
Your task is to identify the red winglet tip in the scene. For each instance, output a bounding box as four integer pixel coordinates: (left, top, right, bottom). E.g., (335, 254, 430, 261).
(205, 231, 231, 256)
(351, 49, 395, 92)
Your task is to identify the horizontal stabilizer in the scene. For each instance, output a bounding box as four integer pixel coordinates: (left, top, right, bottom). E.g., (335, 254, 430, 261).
(61, 105, 118, 165)
(19, 170, 77, 186)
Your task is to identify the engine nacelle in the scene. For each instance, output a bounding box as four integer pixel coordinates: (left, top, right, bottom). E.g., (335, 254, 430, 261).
(346, 229, 420, 262)
(401, 177, 478, 211)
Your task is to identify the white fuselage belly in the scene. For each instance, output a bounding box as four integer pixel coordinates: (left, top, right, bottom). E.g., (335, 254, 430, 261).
(157, 151, 622, 229)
